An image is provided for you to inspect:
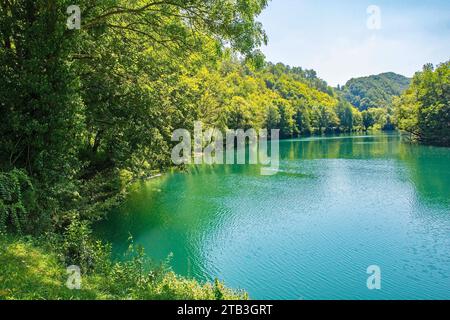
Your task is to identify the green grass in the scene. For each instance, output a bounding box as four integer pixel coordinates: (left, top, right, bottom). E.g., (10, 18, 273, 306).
(0, 235, 247, 300)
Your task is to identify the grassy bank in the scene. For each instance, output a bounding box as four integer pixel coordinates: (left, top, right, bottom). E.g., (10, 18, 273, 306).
(0, 234, 247, 300)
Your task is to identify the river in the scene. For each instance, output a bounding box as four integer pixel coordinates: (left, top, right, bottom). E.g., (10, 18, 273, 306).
(95, 133, 450, 299)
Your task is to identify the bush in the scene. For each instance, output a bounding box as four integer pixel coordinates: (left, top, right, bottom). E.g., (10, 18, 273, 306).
(58, 213, 111, 274)
(0, 169, 33, 234)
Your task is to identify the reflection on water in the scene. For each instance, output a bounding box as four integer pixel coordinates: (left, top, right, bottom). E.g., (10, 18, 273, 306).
(95, 133, 450, 299)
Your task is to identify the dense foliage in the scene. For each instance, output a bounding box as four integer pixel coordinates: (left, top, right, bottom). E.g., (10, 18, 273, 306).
(0, 169, 33, 234)
(394, 61, 450, 147)
(341, 72, 410, 111)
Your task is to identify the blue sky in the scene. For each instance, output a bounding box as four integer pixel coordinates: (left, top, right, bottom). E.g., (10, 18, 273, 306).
(258, 0, 450, 86)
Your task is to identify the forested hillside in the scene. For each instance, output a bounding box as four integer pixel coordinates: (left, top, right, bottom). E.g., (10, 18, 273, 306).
(341, 72, 411, 110)
(185, 60, 361, 138)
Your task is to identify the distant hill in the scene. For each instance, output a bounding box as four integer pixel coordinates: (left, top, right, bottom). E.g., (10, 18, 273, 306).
(341, 72, 411, 111)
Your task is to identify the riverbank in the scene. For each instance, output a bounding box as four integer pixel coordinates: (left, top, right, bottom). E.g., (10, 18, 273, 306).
(0, 234, 247, 300)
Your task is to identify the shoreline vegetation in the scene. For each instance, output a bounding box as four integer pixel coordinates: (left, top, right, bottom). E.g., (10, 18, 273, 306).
(394, 61, 450, 147)
(0, 1, 448, 300)
(0, 234, 247, 300)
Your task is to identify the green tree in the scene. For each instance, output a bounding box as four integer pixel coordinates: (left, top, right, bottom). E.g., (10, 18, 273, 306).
(362, 111, 375, 130)
(311, 105, 340, 133)
(336, 100, 354, 132)
(395, 61, 450, 146)
(265, 105, 281, 131)
(294, 102, 312, 135)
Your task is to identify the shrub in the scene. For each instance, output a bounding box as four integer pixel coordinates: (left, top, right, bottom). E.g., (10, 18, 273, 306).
(0, 169, 33, 234)
(59, 213, 111, 274)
